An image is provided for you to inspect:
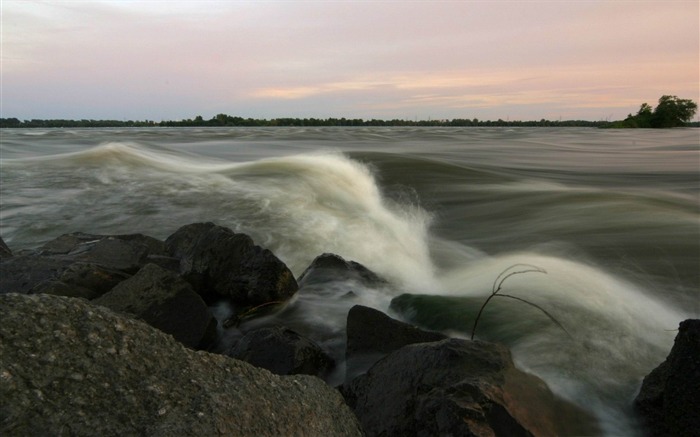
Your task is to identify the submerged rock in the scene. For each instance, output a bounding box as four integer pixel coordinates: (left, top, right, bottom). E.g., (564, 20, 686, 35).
(343, 338, 599, 437)
(635, 319, 700, 436)
(165, 222, 298, 306)
(228, 326, 334, 377)
(0, 293, 363, 437)
(93, 263, 217, 350)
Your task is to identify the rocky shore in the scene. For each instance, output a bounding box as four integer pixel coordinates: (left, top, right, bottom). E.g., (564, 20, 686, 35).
(1, 222, 696, 436)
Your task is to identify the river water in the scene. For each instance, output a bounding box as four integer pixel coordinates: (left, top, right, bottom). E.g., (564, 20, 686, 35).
(1, 127, 698, 434)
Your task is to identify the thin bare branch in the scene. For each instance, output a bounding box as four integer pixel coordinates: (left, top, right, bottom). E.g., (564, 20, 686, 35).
(492, 264, 547, 294)
(498, 293, 572, 339)
(470, 294, 496, 340)
(472, 264, 568, 341)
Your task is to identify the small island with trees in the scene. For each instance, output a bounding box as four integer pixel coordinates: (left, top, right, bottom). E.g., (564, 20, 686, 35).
(1, 95, 696, 129)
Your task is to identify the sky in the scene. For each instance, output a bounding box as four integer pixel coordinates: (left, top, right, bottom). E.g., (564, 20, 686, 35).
(2, 0, 698, 122)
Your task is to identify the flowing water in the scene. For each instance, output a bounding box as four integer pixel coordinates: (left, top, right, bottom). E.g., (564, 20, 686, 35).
(1, 127, 698, 434)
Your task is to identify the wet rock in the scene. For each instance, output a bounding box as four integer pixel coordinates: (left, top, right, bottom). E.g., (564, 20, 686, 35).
(298, 253, 386, 288)
(0, 232, 167, 297)
(228, 326, 334, 377)
(0, 255, 73, 295)
(39, 232, 168, 273)
(635, 319, 700, 436)
(93, 263, 217, 350)
(345, 305, 447, 380)
(0, 236, 12, 259)
(343, 338, 599, 437)
(32, 263, 131, 300)
(165, 222, 298, 306)
(0, 293, 364, 437)
(163, 222, 214, 260)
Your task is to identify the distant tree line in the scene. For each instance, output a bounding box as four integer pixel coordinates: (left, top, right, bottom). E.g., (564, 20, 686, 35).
(0, 118, 159, 128)
(0, 116, 614, 129)
(160, 115, 613, 128)
(2, 96, 697, 129)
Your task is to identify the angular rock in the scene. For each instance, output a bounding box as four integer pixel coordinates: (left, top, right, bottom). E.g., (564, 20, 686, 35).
(635, 319, 700, 436)
(343, 338, 599, 437)
(0, 232, 167, 296)
(0, 255, 73, 295)
(93, 263, 217, 349)
(345, 305, 447, 380)
(163, 222, 215, 260)
(0, 293, 364, 437)
(0, 236, 12, 259)
(165, 222, 298, 306)
(32, 263, 132, 300)
(39, 232, 168, 273)
(346, 305, 447, 357)
(228, 326, 334, 377)
(298, 253, 386, 288)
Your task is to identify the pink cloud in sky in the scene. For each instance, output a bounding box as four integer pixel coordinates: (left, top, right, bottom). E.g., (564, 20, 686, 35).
(2, 0, 698, 121)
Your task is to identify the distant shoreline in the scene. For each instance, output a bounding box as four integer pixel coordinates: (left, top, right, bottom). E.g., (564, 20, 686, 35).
(2, 115, 698, 129)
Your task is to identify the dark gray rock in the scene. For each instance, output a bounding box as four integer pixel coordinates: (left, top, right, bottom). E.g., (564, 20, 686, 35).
(0, 255, 73, 295)
(39, 232, 167, 273)
(32, 263, 131, 300)
(343, 338, 599, 437)
(93, 263, 217, 350)
(165, 222, 298, 306)
(0, 232, 167, 297)
(163, 222, 214, 260)
(635, 319, 700, 437)
(0, 237, 12, 259)
(298, 253, 386, 288)
(228, 326, 334, 377)
(0, 293, 364, 437)
(345, 305, 447, 380)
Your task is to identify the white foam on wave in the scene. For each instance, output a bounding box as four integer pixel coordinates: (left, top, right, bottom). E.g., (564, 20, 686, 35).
(4, 141, 233, 173)
(42, 145, 436, 290)
(10, 144, 437, 292)
(220, 152, 437, 291)
(76, 142, 235, 171)
(60, 146, 436, 289)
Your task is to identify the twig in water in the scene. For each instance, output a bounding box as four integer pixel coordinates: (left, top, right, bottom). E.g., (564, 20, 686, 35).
(470, 264, 571, 340)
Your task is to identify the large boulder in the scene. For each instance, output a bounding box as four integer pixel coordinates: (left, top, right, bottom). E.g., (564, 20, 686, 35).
(93, 263, 217, 350)
(228, 326, 334, 377)
(0, 232, 170, 297)
(165, 223, 298, 306)
(634, 319, 700, 436)
(345, 305, 447, 380)
(0, 293, 364, 437)
(343, 338, 599, 437)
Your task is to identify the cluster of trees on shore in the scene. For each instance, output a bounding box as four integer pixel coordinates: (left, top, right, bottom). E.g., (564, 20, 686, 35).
(609, 95, 698, 128)
(2, 96, 696, 129)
